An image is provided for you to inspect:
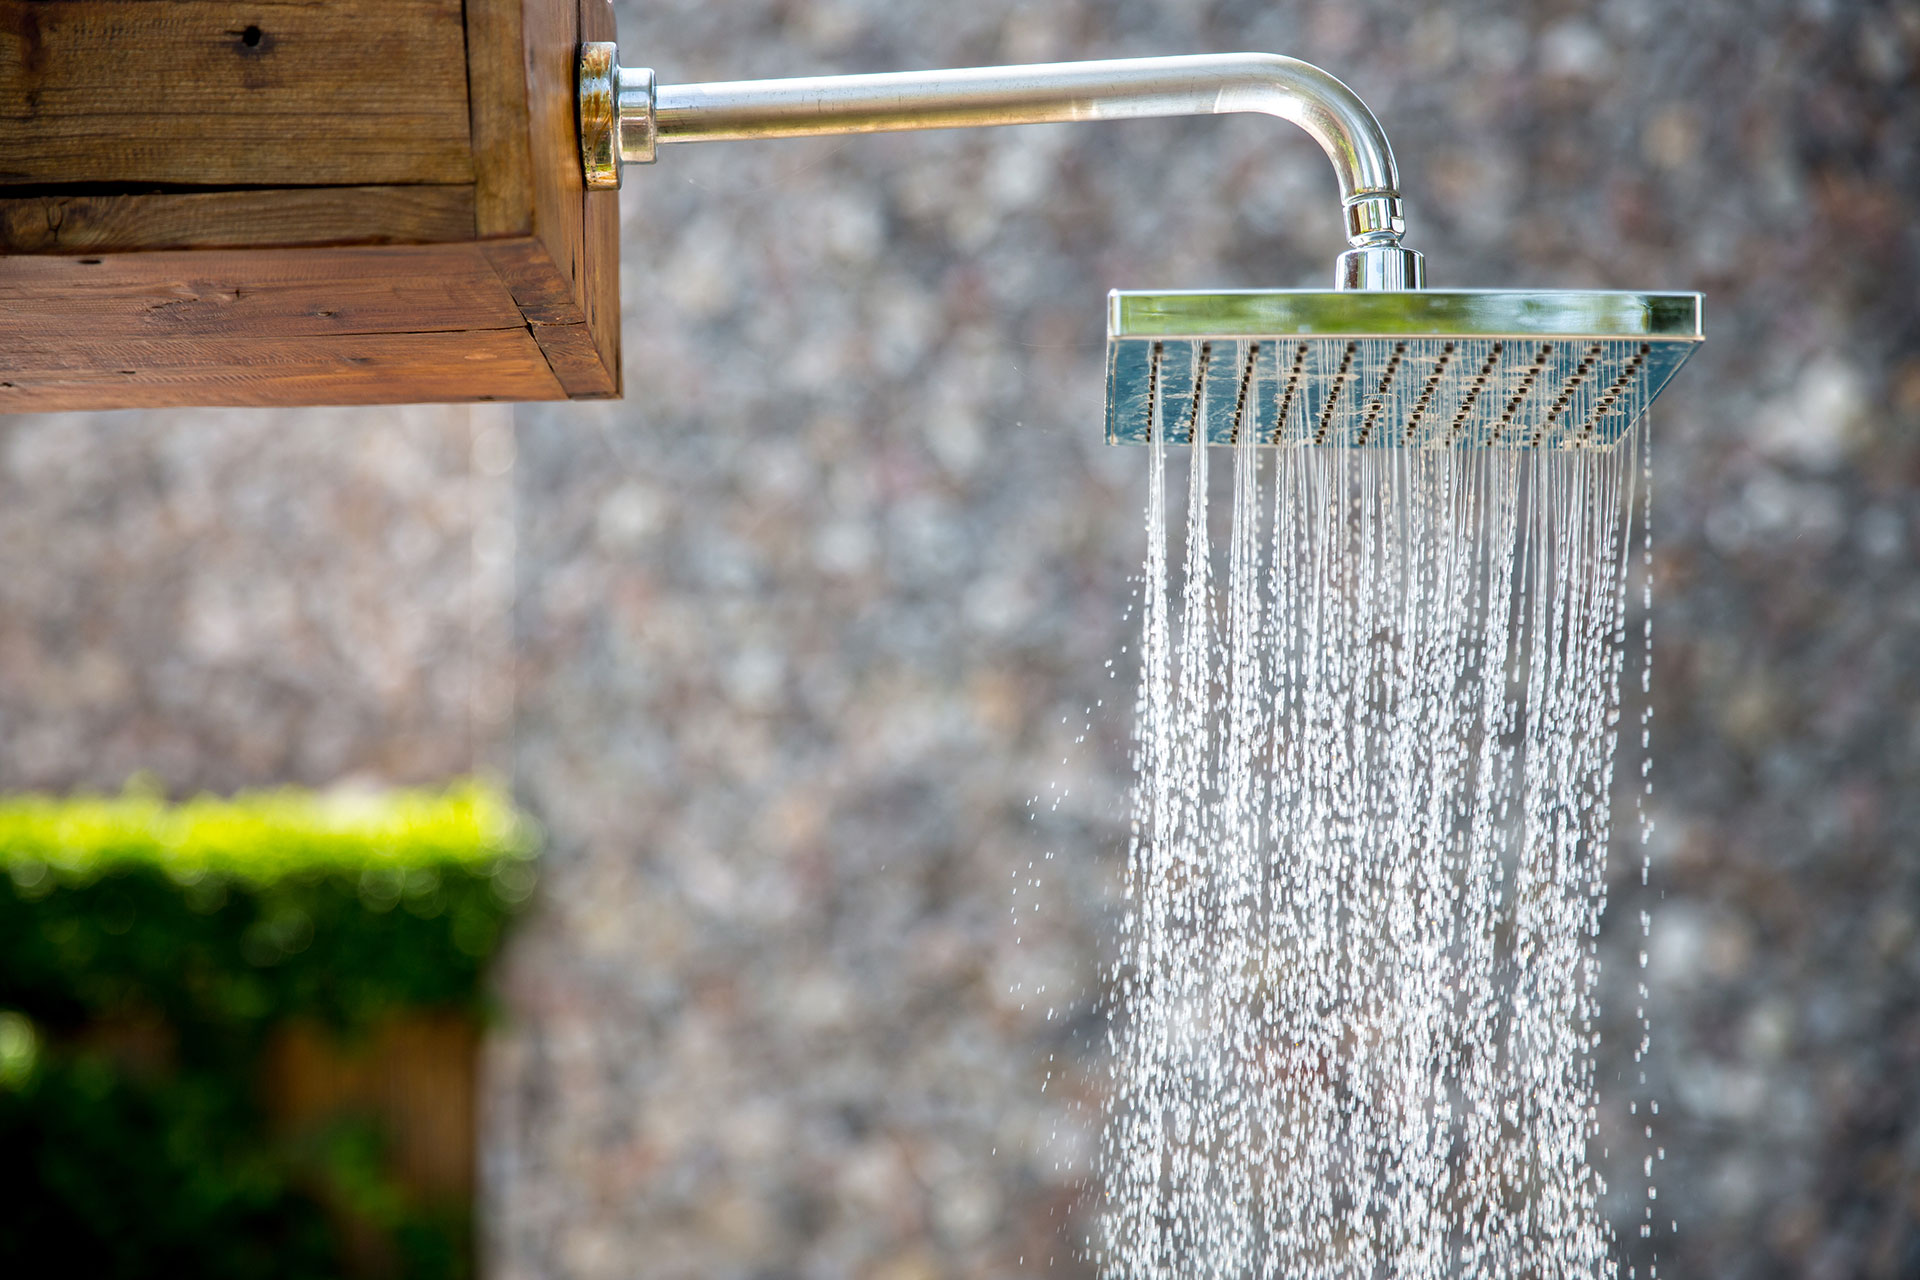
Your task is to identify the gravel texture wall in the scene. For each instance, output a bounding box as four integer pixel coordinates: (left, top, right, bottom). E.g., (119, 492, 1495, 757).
(2, 2, 1914, 1278)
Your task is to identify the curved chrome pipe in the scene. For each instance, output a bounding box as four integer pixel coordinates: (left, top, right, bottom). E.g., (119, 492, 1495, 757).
(580, 48, 1423, 290)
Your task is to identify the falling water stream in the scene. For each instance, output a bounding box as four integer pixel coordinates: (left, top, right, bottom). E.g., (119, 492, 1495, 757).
(1098, 419, 1651, 1279)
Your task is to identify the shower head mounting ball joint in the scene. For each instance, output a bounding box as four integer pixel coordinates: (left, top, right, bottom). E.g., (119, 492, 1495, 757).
(578, 43, 1701, 446)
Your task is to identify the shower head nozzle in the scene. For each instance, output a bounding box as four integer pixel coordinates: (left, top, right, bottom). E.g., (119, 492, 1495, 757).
(1106, 290, 1704, 450)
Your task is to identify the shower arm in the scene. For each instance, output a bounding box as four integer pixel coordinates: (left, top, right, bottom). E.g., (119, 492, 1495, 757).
(577, 47, 1424, 291)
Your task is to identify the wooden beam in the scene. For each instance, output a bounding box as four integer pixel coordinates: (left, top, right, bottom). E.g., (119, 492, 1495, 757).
(0, 186, 477, 253)
(0, 327, 565, 410)
(0, 0, 474, 187)
(469, 0, 621, 397)
(466, 0, 536, 239)
(0, 243, 528, 339)
(579, 0, 620, 386)
(0, 0, 621, 408)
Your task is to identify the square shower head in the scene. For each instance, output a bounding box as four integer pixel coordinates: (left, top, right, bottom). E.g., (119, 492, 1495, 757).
(1105, 290, 1704, 449)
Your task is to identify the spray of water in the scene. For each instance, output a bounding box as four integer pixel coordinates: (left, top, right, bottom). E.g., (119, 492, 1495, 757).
(1100, 407, 1647, 1278)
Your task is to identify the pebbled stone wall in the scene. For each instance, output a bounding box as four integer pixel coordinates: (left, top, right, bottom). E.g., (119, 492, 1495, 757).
(0, 405, 513, 794)
(3, 2, 1914, 1277)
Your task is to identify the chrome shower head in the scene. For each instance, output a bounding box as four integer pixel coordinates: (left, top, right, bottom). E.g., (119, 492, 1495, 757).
(577, 45, 1705, 447)
(1105, 290, 1703, 449)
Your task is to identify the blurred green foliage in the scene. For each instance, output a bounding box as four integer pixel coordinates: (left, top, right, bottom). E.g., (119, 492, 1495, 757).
(0, 780, 539, 1279)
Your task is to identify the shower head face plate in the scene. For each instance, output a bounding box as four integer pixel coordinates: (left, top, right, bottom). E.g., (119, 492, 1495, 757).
(1105, 290, 1703, 449)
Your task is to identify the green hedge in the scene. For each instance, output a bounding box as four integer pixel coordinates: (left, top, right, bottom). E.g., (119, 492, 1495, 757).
(0, 781, 539, 1279)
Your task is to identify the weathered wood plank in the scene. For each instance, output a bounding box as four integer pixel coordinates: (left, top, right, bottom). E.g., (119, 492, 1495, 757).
(0, 0, 473, 186)
(0, 243, 526, 339)
(0, 186, 476, 253)
(467, 0, 535, 238)
(478, 238, 617, 398)
(468, 0, 621, 396)
(0, 0, 620, 408)
(520, 0, 584, 309)
(579, 0, 620, 392)
(528, 319, 619, 398)
(0, 327, 566, 410)
(477, 234, 580, 325)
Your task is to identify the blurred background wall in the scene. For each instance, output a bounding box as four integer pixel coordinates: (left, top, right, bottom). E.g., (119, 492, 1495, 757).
(2, 1, 1914, 1277)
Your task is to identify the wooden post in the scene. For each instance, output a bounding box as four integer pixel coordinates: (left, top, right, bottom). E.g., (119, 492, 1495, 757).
(263, 1014, 480, 1206)
(0, 0, 621, 410)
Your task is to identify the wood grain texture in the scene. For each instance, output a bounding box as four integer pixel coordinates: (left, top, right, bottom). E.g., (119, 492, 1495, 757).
(0, 242, 567, 409)
(0, 0, 473, 186)
(466, 0, 535, 238)
(0, 244, 526, 339)
(519, 0, 583, 313)
(478, 239, 618, 398)
(0, 0, 621, 407)
(478, 234, 579, 324)
(579, 0, 619, 389)
(528, 320, 619, 398)
(0, 186, 476, 253)
(468, 0, 621, 397)
(0, 327, 565, 410)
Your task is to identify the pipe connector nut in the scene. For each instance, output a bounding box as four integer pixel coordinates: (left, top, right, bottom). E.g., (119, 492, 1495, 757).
(579, 42, 621, 189)
(581, 44, 657, 189)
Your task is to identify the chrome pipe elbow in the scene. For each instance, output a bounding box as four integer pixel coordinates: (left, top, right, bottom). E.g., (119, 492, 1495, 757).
(580, 47, 1423, 290)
